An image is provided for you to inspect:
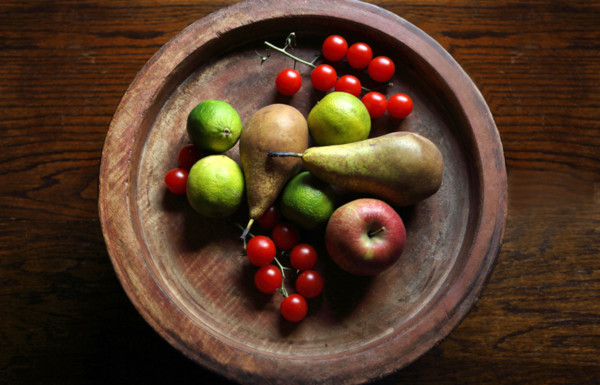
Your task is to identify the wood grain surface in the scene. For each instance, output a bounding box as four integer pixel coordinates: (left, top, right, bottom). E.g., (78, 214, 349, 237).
(1, 1, 598, 384)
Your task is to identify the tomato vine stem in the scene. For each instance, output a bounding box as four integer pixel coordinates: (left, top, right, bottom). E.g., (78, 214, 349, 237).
(273, 256, 290, 297)
(263, 40, 317, 69)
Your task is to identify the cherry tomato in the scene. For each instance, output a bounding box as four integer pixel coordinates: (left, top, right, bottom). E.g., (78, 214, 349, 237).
(276, 68, 302, 96)
(334, 75, 362, 97)
(256, 206, 280, 229)
(272, 222, 300, 251)
(246, 235, 276, 267)
(322, 35, 348, 62)
(361, 91, 388, 118)
(368, 56, 395, 82)
(164, 168, 188, 195)
(310, 64, 337, 91)
(295, 270, 324, 299)
(254, 265, 283, 294)
(290, 244, 318, 271)
(346, 42, 373, 69)
(280, 294, 308, 322)
(388, 93, 414, 119)
(177, 144, 203, 171)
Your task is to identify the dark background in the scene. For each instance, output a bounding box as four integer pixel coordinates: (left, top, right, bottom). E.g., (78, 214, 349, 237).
(1, 1, 598, 384)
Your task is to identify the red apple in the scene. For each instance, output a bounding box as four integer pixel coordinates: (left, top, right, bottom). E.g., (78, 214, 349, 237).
(325, 198, 406, 275)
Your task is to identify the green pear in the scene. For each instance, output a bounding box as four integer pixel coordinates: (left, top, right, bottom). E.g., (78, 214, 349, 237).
(269, 132, 443, 207)
(239, 104, 308, 239)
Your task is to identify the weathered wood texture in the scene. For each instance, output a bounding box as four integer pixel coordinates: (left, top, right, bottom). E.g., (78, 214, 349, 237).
(1, 1, 598, 384)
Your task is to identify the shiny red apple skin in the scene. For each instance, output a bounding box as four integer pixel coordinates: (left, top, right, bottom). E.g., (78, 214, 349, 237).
(325, 198, 406, 276)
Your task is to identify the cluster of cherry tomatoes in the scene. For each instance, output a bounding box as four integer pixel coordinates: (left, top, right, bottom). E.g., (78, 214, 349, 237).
(165, 143, 322, 323)
(247, 206, 324, 322)
(164, 143, 203, 195)
(274, 34, 413, 119)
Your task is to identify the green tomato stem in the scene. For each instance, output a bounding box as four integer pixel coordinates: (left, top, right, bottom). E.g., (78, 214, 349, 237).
(263, 41, 317, 69)
(362, 81, 394, 93)
(273, 256, 290, 297)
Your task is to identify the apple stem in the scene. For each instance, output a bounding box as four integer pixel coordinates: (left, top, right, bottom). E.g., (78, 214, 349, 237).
(368, 226, 386, 237)
(268, 151, 303, 158)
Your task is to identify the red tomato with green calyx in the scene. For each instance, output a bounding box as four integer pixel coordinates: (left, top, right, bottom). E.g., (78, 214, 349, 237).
(388, 93, 413, 119)
(322, 35, 348, 62)
(272, 222, 300, 251)
(368, 56, 395, 82)
(280, 294, 308, 322)
(311, 64, 337, 91)
(335, 75, 362, 97)
(164, 168, 188, 195)
(177, 144, 203, 170)
(276, 68, 302, 96)
(295, 270, 324, 299)
(246, 235, 276, 267)
(347, 42, 373, 69)
(254, 265, 282, 294)
(256, 206, 280, 229)
(361, 92, 388, 118)
(290, 243, 318, 271)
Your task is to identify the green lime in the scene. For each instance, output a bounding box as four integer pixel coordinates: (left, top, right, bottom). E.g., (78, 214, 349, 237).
(307, 92, 371, 145)
(187, 100, 242, 153)
(280, 171, 336, 230)
(186, 155, 245, 218)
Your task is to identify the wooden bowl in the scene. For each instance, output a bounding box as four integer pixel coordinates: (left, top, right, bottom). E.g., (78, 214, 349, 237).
(99, 0, 507, 384)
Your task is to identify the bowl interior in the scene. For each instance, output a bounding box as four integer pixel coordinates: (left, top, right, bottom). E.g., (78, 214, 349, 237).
(133, 21, 476, 355)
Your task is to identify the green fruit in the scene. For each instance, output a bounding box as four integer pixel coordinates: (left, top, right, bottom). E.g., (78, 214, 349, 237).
(186, 155, 245, 218)
(280, 171, 336, 230)
(187, 100, 242, 153)
(307, 92, 371, 145)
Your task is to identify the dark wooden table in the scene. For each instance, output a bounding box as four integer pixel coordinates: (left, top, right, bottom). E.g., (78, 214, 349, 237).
(1, 1, 598, 384)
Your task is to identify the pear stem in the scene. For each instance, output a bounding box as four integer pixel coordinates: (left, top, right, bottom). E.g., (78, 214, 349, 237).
(240, 219, 254, 244)
(268, 151, 303, 158)
(368, 226, 386, 237)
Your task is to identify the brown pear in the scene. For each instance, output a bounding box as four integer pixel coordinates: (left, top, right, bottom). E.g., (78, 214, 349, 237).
(269, 132, 443, 207)
(239, 104, 308, 238)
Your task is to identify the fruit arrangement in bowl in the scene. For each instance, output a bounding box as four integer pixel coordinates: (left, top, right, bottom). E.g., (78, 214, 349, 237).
(100, 2, 506, 383)
(162, 33, 443, 322)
